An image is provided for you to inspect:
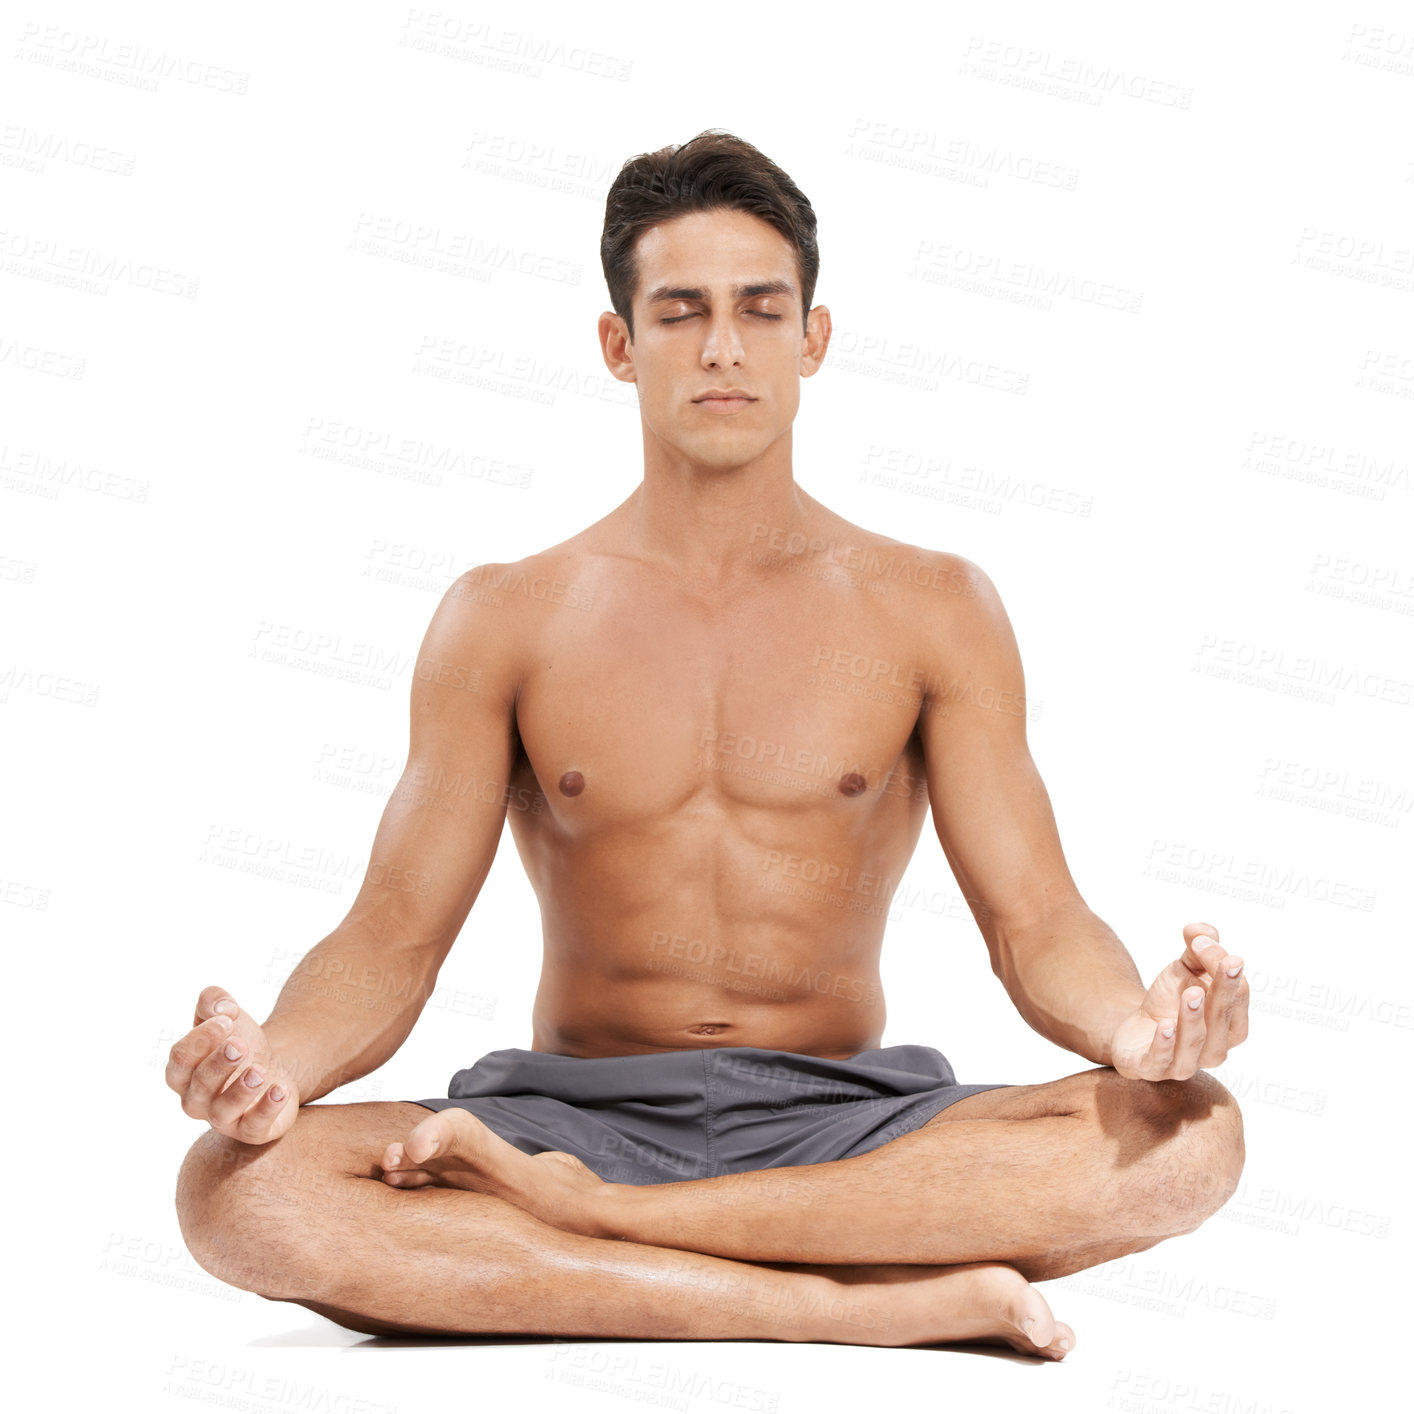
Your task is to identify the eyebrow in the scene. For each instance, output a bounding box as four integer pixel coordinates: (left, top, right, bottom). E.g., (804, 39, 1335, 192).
(644, 279, 796, 304)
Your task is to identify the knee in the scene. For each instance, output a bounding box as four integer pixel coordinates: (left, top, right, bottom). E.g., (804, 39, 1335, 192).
(175, 1127, 309, 1300)
(1094, 1069, 1245, 1237)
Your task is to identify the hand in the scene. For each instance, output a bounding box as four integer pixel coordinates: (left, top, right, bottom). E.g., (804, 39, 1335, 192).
(1107, 923, 1249, 1080)
(165, 986, 300, 1144)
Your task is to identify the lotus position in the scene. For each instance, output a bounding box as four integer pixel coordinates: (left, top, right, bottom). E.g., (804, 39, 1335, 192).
(171, 131, 1247, 1358)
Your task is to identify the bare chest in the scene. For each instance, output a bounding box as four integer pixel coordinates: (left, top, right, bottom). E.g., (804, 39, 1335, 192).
(511, 588, 929, 827)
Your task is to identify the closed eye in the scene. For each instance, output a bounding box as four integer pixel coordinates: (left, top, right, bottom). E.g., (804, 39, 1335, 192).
(661, 310, 782, 324)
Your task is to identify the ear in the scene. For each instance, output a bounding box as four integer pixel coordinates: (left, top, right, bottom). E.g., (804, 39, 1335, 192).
(598, 311, 637, 384)
(799, 305, 832, 378)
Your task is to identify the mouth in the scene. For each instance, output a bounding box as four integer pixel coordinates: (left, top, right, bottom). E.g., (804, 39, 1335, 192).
(693, 393, 756, 413)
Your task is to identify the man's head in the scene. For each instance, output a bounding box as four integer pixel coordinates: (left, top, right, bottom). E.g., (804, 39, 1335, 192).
(601, 130, 820, 342)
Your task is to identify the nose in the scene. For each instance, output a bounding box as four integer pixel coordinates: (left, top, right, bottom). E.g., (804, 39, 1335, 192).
(699, 309, 745, 371)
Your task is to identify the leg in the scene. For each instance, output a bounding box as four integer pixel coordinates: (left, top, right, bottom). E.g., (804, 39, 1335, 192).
(175, 1101, 1076, 1355)
(383, 1067, 1244, 1279)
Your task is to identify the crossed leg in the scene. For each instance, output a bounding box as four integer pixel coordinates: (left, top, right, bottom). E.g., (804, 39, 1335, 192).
(178, 1101, 1075, 1354)
(379, 1065, 1245, 1277)
(177, 1067, 1242, 1355)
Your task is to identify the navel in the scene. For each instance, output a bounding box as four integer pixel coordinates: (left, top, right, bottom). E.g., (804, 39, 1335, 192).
(839, 772, 868, 797)
(558, 770, 585, 797)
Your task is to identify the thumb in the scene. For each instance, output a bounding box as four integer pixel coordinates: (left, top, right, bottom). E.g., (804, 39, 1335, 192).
(194, 985, 241, 1027)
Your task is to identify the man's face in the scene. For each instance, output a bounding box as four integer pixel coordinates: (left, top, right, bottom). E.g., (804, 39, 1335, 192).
(599, 208, 830, 473)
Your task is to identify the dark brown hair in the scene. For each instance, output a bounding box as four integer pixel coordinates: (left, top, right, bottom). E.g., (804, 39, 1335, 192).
(601, 129, 819, 339)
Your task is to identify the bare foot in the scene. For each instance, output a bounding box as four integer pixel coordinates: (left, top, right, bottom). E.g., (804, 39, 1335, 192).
(380, 1108, 614, 1236)
(380, 1116, 1073, 1357)
(786, 1259, 1075, 1357)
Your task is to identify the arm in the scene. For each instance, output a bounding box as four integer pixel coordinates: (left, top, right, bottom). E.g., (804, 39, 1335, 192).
(167, 567, 523, 1138)
(916, 556, 1248, 1076)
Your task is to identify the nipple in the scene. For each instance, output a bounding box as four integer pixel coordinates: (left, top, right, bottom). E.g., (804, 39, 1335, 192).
(558, 770, 585, 797)
(839, 772, 868, 797)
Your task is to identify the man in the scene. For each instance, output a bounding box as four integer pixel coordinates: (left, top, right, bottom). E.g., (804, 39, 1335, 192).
(171, 131, 1247, 1357)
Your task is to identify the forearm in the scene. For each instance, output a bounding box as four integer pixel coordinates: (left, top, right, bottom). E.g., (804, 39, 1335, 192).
(260, 920, 434, 1103)
(994, 905, 1146, 1067)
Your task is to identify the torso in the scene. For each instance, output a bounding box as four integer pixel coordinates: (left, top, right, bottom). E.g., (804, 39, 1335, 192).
(493, 499, 960, 1058)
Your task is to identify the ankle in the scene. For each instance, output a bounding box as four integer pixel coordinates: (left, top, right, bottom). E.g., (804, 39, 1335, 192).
(588, 1179, 642, 1242)
(794, 1272, 899, 1345)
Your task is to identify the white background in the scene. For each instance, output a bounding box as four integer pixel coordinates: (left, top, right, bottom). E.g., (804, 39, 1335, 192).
(5, 1, 1409, 1409)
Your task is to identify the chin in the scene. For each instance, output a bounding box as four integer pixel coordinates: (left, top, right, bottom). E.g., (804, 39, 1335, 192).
(693, 446, 769, 472)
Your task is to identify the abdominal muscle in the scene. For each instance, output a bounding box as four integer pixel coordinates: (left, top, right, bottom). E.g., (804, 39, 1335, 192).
(530, 973, 888, 1059)
(506, 686, 926, 1060)
(525, 895, 892, 1059)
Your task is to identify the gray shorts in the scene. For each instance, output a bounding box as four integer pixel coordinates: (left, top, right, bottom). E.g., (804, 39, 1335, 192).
(407, 1044, 1012, 1186)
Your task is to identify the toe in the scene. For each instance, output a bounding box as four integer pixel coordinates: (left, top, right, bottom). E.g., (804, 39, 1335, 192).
(404, 1114, 452, 1167)
(1012, 1282, 1059, 1352)
(383, 1167, 437, 1188)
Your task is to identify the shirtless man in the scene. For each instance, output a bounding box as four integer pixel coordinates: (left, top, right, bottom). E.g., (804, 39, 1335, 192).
(170, 131, 1247, 1358)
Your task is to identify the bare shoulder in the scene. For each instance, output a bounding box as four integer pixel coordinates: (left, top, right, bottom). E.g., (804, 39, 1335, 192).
(798, 499, 996, 620)
(453, 546, 601, 617)
(419, 530, 607, 687)
(445, 515, 612, 620)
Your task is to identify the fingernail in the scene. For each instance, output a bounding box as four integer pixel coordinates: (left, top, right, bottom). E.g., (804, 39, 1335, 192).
(1058, 1336, 1073, 1350)
(223, 1043, 241, 1061)
(1161, 1024, 1175, 1038)
(1022, 1317, 1036, 1338)
(214, 1000, 236, 1015)
(1227, 963, 1242, 977)
(1187, 994, 1203, 1009)
(243, 1068, 264, 1088)
(214, 1015, 233, 1032)
(270, 1086, 285, 1103)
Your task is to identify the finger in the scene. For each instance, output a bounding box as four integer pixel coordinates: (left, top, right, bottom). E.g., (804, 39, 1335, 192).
(185, 1028, 254, 1118)
(380, 1146, 436, 1187)
(1171, 984, 1208, 1079)
(1200, 955, 1248, 1064)
(230, 1081, 295, 1145)
(1138, 1014, 1179, 1079)
(1226, 960, 1251, 1049)
(194, 986, 241, 1029)
(166, 1015, 236, 1104)
(1180, 923, 1226, 981)
(207, 1058, 274, 1133)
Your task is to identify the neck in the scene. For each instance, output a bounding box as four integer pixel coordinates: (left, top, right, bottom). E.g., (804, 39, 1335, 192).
(628, 430, 810, 583)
